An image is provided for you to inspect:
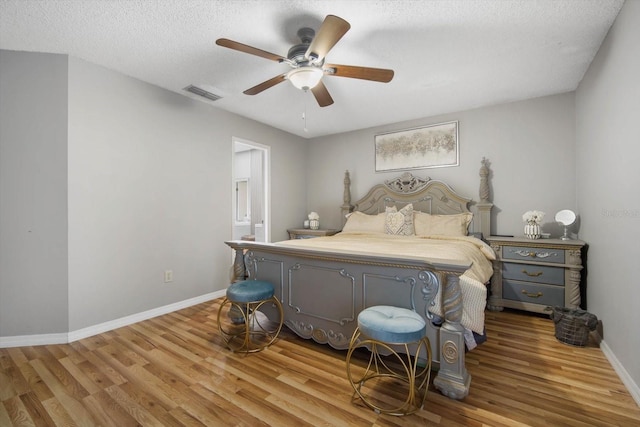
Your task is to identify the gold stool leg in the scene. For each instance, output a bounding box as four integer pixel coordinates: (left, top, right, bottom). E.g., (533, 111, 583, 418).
(346, 328, 432, 416)
(217, 296, 283, 353)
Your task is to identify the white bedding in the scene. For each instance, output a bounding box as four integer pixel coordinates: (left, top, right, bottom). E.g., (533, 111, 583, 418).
(277, 232, 495, 334)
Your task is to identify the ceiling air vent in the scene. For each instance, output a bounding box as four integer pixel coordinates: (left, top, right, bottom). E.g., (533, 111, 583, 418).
(184, 85, 222, 102)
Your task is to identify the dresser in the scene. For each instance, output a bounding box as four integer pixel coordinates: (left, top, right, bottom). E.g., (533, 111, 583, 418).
(287, 228, 339, 239)
(485, 236, 586, 314)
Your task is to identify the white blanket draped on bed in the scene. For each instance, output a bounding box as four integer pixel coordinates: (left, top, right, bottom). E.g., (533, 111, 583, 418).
(276, 232, 495, 334)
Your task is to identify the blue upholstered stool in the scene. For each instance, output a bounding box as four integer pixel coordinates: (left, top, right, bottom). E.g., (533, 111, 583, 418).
(346, 305, 432, 416)
(217, 280, 283, 353)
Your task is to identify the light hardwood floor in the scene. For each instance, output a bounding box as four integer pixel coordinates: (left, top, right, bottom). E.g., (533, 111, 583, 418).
(1, 301, 639, 426)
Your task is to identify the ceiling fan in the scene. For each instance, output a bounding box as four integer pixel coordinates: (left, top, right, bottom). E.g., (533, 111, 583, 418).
(216, 15, 394, 107)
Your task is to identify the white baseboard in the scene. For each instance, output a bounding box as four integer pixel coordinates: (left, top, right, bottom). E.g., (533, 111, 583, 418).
(0, 290, 226, 348)
(600, 339, 640, 407)
(0, 332, 70, 348)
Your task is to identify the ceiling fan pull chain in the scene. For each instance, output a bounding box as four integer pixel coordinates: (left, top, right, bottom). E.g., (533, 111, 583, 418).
(303, 95, 308, 133)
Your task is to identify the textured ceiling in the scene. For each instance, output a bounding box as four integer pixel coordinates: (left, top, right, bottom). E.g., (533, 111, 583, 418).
(0, 0, 624, 138)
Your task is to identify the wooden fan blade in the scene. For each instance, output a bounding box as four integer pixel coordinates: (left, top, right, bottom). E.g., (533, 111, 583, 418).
(216, 38, 286, 62)
(243, 74, 287, 95)
(305, 15, 350, 62)
(325, 64, 394, 82)
(311, 81, 334, 107)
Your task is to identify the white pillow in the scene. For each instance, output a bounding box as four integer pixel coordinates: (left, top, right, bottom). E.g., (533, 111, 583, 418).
(385, 204, 415, 236)
(342, 211, 386, 233)
(414, 212, 473, 236)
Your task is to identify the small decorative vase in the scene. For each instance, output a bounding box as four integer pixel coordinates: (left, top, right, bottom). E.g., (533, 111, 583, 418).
(524, 223, 541, 239)
(303, 220, 310, 229)
(309, 219, 320, 230)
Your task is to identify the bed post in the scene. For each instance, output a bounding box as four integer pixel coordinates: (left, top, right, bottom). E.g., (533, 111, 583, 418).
(230, 246, 246, 282)
(476, 157, 493, 238)
(433, 272, 471, 399)
(340, 170, 354, 229)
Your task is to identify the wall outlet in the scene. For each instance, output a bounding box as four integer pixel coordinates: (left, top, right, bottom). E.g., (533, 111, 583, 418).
(164, 270, 173, 283)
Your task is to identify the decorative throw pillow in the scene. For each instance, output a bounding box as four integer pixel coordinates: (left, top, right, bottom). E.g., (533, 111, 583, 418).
(414, 212, 473, 236)
(385, 204, 415, 235)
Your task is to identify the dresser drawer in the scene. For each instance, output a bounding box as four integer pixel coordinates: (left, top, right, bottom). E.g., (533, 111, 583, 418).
(503, 262, 564, 286)
(503, 279, 564, 307)
(503, 246, 564, 264)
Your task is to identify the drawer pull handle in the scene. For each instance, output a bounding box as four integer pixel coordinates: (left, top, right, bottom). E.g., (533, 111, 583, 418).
(522, 269, 543, 277)
(514, 250, 555, 258)
(521, 290, 543, 298)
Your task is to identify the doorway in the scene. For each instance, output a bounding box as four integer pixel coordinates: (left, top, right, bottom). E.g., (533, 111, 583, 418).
(232, 138, 270, 242)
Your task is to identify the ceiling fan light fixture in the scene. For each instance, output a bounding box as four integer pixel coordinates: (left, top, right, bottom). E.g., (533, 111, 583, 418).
(287, 67, 323, 91)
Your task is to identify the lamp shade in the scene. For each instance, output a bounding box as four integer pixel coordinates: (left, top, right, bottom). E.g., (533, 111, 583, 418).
(287, 67, 323, 91)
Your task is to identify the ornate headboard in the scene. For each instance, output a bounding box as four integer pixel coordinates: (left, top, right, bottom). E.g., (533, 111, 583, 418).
(341, 158, 493, 238)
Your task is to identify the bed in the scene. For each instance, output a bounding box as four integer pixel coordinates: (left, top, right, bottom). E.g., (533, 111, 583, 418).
(225, 159, 494, 399)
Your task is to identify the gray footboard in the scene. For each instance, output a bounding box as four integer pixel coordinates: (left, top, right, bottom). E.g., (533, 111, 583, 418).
(226, 240, 472, 400)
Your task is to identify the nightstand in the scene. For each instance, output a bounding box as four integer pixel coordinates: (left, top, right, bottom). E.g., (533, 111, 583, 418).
(485, 236, 586, 314)
(287, 228, 339, 239)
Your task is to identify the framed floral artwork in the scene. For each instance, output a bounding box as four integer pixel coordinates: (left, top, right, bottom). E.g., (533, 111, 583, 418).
(374, 121, 459, 172)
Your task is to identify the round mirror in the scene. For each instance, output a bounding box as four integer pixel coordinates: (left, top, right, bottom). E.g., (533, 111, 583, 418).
(555, 209, 576, 226)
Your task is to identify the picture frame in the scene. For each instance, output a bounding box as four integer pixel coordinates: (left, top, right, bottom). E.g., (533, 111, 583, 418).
(374, 121, 459, 172)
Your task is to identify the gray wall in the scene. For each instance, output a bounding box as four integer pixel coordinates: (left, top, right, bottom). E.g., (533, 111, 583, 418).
(0, 51, 308, 336)
(576, 0, 640, 394)
(307, 93, 577, 238)
(0, 51, 69, 335)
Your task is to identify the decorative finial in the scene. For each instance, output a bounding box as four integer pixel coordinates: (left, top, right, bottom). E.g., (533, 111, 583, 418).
(479, 157, 490, 203)
(343, 170, 351, 205)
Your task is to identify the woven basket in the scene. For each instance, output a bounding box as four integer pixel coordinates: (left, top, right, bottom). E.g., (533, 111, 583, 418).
(551, 307, 598, 347)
